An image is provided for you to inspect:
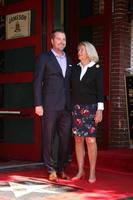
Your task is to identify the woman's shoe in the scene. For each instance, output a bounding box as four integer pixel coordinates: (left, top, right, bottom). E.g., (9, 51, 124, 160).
(88, 174, 96, 183)
(71, 172, 85, 181)
(88, 178, 96, 183)
(88, 169, 96, 183)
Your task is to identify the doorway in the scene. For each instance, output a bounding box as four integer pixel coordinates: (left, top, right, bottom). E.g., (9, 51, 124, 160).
(65, 0, 112, 148)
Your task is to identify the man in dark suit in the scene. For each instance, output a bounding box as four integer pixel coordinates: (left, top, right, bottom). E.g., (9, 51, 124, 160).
(34, 30, 72, 181)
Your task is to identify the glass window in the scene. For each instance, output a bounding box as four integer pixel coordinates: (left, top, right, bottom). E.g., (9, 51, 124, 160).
(0, 118, 34, 143)
(0, 46, 35, 73)
(79, 25, 104, 47)
(80, 0, 104, 18)
(54, 0, 62, 29)
(0, 83, 33, 108)
(0, 16, 5, 40)
(3, 0, 24, 6)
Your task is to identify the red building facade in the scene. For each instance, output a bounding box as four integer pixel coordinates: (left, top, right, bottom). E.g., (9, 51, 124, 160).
(0, 0, 132, 161)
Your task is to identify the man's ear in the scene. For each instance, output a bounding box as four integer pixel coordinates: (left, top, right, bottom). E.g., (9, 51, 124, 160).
(51, 38, 53, 45)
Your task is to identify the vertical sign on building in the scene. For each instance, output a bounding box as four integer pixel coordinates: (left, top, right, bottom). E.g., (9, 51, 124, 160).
(125, 74, 133, 148)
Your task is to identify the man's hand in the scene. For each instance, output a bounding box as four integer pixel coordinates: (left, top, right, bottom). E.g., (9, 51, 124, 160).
(35, 106, 44, 116)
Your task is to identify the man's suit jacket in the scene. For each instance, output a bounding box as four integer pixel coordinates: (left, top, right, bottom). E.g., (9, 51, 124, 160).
(34, 50, 72, 111)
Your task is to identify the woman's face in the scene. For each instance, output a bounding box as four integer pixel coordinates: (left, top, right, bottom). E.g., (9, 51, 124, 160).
(77, 45, 89, 62)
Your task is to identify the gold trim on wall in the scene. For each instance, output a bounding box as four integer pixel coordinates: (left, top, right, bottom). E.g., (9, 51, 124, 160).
(0, 0, 4, 6)
(61, 0, 64, 29)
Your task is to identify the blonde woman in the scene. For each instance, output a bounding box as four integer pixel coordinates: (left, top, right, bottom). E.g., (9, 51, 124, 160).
(71, 41, 104, 183)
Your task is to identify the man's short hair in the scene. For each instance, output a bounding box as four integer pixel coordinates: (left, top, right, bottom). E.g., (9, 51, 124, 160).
(51, 29, 65, 39)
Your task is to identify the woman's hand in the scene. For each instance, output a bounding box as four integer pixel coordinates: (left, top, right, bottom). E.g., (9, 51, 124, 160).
(94, 110, 103, 125)
(35, 106, 44, 116)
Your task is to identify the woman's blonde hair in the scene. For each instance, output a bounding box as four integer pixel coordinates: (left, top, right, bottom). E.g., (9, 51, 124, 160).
(78, 41, 99, 62)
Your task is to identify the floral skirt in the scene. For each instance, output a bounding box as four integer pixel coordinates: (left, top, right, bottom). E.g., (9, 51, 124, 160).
(72, 104, 97, 137)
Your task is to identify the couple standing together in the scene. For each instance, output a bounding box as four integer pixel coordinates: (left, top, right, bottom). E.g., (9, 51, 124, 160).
(34, 30, 104, 183)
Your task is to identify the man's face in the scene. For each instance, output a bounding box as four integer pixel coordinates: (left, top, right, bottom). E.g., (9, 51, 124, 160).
(51, 32, 66, 52)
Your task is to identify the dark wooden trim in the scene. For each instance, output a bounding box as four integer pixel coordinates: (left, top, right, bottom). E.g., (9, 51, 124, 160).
(80, 15, 105, 26)
(0, 36, 37, 51)
(0, 72, 33, 84)
(0, 0, 36, 15)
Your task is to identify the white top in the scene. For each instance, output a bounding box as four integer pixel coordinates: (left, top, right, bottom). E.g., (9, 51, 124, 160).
(79, 61, 95, 81)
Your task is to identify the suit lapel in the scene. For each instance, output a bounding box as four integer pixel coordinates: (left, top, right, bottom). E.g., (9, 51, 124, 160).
(65, 56, 72, 78)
